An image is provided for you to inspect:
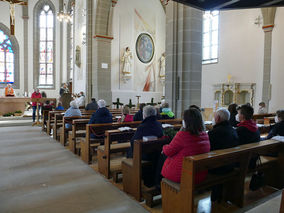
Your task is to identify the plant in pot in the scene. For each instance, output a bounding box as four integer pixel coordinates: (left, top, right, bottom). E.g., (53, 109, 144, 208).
(14, 110, 23, 116)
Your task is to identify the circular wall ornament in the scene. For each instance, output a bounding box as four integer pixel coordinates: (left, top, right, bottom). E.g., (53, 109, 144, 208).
(136, 33, 155, 63)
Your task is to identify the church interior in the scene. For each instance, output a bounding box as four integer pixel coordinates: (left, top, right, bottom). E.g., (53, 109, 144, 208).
(0, 0, 284, 212)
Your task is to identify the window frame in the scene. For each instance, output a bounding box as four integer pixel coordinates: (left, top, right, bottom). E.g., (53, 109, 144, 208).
(67, 0, 75, 82)
(202, 11, 219, 65)
(0, 23, 19, 89)
(33, 0, 56, 89)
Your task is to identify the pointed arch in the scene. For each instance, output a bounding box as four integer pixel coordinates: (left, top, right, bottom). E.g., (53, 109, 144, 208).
(33, 0, 56, 88)
(0, 23, 19, 89)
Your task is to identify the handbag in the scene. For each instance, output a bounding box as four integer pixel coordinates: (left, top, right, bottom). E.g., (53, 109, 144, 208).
(249, 156, 264, 191)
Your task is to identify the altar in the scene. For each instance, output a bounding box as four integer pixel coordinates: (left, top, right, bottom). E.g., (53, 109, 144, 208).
(0, 97, 31, 115)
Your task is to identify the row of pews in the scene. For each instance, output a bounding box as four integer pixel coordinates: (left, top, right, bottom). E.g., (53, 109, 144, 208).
(41, 110, 284, 212)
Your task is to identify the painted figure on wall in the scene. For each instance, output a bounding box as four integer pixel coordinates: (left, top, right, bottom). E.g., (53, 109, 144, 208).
(121, 47, 132, 80)
(159, 53, 165, 80)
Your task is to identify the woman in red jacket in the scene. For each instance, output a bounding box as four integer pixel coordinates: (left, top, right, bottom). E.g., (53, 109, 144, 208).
(161, 108, 210, 184)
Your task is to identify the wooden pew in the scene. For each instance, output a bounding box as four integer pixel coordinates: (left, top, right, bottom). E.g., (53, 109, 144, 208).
(46, 110, 65, 135)
(122, 138, 170, 206)
(69, 119, 90, 154)
(161, 139, 284, 213)
(280, 190, 284, 213)
(97, 129, 136, 181)
(81, 119, 182, 164)
(60, 115, 91, 146)
(42, 110, 50, 131)
(53, 113, 64, 140)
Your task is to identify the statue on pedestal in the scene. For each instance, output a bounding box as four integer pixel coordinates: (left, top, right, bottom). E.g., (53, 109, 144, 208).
(121, 47, 132, 82)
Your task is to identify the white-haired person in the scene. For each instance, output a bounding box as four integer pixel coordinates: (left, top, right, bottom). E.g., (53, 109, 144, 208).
(88, 99, 113, 125)
(128, 105, 163, 187)
(64, 101, 82, 129)
(208, 108, 239, 202)
(88, 99, 113, 139)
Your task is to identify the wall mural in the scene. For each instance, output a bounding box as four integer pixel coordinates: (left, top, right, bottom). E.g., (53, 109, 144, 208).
(136, 33, 154, 64)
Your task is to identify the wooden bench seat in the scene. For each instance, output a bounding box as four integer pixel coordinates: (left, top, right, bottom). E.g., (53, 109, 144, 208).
(161, 139, 284, 213)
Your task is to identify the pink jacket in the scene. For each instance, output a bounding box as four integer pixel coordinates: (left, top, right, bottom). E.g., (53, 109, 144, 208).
(161, 131, 210, 184)
(31, 92, 42, 106)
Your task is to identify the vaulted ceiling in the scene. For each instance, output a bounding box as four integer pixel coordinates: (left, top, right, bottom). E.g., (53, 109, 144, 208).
(171, 0, 284, 10)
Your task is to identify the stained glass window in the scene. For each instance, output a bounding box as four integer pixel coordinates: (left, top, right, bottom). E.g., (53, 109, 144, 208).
(203, 11, 219, 64)
(0, 30, 14, 84)
(39, 4, 54, 86)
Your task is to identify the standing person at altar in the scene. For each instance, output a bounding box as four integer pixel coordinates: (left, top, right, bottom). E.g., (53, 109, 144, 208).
(59, 83, 69, 97)
(31, 89, 42, 122)
(5, 84, 15, 97)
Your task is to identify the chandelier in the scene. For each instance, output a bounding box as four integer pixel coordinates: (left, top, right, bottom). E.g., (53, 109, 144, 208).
(57, 3, 72, 22)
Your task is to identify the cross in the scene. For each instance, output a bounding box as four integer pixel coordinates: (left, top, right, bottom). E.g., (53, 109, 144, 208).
(147, 98, 157, 106)
(0, 0, 28, 35)
(126, 99, 135, 109)
(112, 98, 123, 109)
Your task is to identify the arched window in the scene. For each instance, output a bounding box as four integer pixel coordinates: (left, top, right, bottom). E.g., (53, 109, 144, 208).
(202, 11, 219, 64)
(34, 0, 55, 88)
(0, 23, 19, 89)
(67, 0, 75, 81)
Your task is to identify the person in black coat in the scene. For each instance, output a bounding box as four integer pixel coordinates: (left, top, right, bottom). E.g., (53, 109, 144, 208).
(88, 99, 113, 138)
(236, 104, 260, 145)
(266, 110, 284, 139)
(208, 108, 239, 202)
(85, 98, 99, 111)
(133, 103, 146, 121)
(128, 105, 163, 187)
(228, 103, 239, 127)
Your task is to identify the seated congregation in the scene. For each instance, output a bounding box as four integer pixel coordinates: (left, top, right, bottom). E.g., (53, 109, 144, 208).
(42, 97, 284, 212)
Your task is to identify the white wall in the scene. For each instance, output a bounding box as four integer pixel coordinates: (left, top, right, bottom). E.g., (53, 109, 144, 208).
(111, 0, 165, 105)
(201, 8, 284, 113)
(201, 9, 264, 110)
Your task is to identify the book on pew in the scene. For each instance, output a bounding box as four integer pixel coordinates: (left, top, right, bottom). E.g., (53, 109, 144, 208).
(143, 136, 158, 142)
(162, 124, 174, 129)
(272, 136, 284, 142)
(118, 127, 133, 132)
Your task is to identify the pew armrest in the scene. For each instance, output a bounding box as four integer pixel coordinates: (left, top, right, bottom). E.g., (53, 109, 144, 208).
(162, 178, 180, 192)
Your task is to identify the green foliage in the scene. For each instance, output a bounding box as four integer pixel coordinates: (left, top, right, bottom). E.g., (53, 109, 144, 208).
(163, 128, 178, 141)
(126, 99, 135, 108)
(14, 110, 22, 113)
(3, 112, 14, 117)
(113, 98, 124, 109)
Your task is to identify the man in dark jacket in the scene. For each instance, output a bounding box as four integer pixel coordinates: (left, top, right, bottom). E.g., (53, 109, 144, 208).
(133, 103, 146, 121)
(85, 98, 99, 111)
(236, 104, 260, 145)
(129, 105, 163, 187)
(88, 99, 113, 138)
(266, 110, 284, 139)
(208, 108, 239, 202)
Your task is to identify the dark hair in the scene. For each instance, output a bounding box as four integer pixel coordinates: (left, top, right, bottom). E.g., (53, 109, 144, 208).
(276, 110, 284, 121)
(45, 100, 50, 105)
(162, 103, 169, 108)
(139, 103, 146, 111)
(183, 108, 204, 135)
(240, 104, 254, 120)
(41, 91, 47, 98)
(189, 105, 201, 112)
(91, 98, 96, 101)
(259, 102, 265, 107)
(228, 103, 238, 115)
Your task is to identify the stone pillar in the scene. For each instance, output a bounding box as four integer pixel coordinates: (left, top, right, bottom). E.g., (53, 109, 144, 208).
(261, 8, 276, 111)
(165, 1, 203, 118)
(59, 0, 63, 86)
(91, 0, 114, 105)
(22, 5, 29, 94)
(86, 0, 93, 103)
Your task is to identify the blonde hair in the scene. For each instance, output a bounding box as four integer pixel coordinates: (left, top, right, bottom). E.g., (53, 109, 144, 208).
(122, 106, 130, 115)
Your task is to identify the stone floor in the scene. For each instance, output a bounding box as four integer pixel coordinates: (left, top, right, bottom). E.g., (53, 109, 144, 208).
(0, 126, 148, 213)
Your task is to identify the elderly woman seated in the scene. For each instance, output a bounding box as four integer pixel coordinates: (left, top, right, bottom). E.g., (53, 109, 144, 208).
(118, 105, 133, 122)
(64, 101, 82, 129)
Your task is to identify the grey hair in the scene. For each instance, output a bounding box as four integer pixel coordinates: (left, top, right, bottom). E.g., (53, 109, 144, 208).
(70, 100, 78, 109)
(97, 99, 106, 108)
(143, 105, 157, 119)
(216, 108, 230, 122)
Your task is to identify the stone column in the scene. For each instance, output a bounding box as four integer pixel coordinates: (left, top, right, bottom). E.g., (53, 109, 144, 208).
(59, 0, 63, 86)
(91, 0, 114, 105)
(165, 1, 203, 118)
(22, 5, 29, 94)
(86, 0, 93, 103)
(261, 8, 276, 111)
